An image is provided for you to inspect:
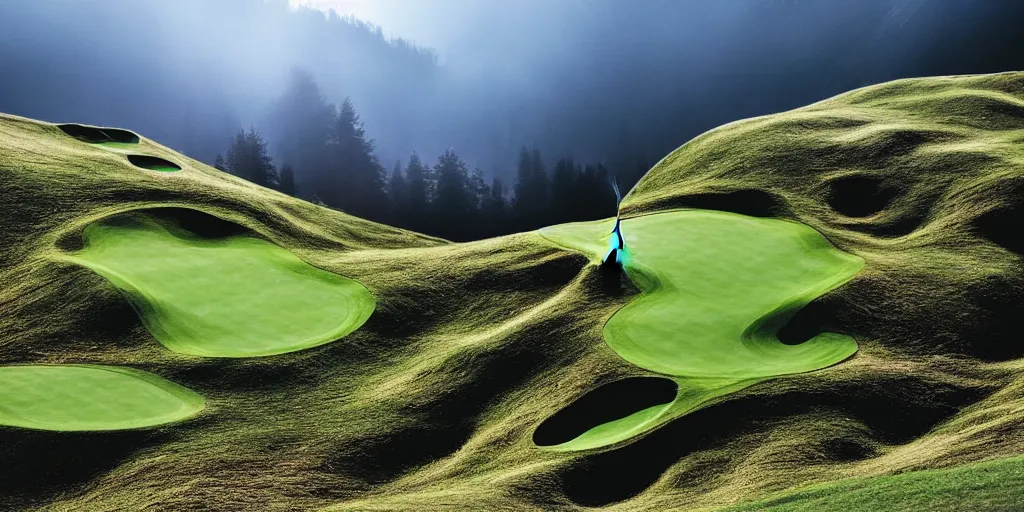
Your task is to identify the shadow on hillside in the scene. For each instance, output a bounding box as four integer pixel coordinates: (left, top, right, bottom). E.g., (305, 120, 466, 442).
(557, 374, 989, 507)
(638, 189, 789, 218)
(533, 377, 677, 447)
(315, 345, 550, 494)
(57, 123, 139, 144)
(0, 429, 165, 509)
(825, 175, 900, 218)
(125, 154, 182, 171)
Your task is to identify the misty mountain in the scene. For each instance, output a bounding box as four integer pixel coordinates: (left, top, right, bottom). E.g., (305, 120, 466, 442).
(1, 0, 1023, 182)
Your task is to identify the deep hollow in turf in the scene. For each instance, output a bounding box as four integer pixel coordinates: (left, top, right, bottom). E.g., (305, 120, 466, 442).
(533, 377, 677, 447)
(0, 365, 204, 431)
(126, 154, 182, 172)
(58, 123, 140, 144)
(63, 209, 376, 357)
(826, 175, 899, 217)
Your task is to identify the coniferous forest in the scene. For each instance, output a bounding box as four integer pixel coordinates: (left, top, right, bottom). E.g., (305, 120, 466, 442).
(220, 70, 634, 241)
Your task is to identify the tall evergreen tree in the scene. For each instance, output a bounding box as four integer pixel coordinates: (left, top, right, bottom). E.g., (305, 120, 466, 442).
(512, 146, 550, 229)
(530, 147, 548, 212)
(576, 162, 617, 220)
(468, 168, 490, 238)
(279, 164, 296, 196)
(226, 127, 277, 188)
(387, 160, 408, 226)
(549, 157, 578, 223)
(432, 148, 473, 240)
(470, 168, 488, 210)
(483, 176, 508, 237)
(322, 98, 388, 220)
(513, 147, 534, 227)
(213, 153, 227, 172)
(270, 68, 335, 195)
(404, 152, 430, 231)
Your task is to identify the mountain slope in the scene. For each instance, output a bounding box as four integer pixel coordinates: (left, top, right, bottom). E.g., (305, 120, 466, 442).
(0, 72, 1023, 511)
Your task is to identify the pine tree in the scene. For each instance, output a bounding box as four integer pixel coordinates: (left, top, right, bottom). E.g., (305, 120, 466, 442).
(489, 177, 507, 213)
(530, 147, 548, 213)
(405, 152, 430, 231)
(470, 168, 488, 210)
(279, 164, 296, 196)
(468, 168, 490, 238)
(388, 160, 408, 226)
(323, 98, 387, 220)
(512, 146, 549, 229)
(225, 127, 277, 188)
(433, 148, 473, 240)
(512, 147, 534, 227)
(271, 68, 334, 195)
(213, 153, 227, 172)
(483, 176, 508, 237)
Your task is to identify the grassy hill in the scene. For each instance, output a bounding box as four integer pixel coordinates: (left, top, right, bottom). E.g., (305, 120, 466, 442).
(0, 72, 1023, 510)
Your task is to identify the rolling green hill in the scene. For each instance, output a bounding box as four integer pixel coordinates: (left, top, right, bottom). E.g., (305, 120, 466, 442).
(1, 72, 1023, 511)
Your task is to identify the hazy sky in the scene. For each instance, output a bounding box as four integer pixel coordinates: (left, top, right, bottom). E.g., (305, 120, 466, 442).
(290, 0, 452, 51)
(3, 0, 1023, 184)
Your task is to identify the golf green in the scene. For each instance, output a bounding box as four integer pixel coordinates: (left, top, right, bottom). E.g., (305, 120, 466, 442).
(0, 365, 204, 431)
(538, 209, 864, 449)
(65, 210, 375, 357)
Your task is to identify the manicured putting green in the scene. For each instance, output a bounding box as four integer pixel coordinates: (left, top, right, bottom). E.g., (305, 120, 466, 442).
(0, 365, 203, 431)
(537, 209, 863, 450)
(66, 210, 375, 357)
(542, 209, 863, 378)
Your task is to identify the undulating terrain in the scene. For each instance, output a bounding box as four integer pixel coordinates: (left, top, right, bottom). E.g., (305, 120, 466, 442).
(1, 71, 1024, 511)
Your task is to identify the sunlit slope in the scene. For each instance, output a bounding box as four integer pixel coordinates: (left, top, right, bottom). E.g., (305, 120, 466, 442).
(0, 71, 1023, 512)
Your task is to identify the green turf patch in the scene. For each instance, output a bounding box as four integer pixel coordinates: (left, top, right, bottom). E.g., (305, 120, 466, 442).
(720, 455, 1024, 512)
(64, 210, 375, 357)
(538, 209, 863, 449)
(0, 365, 203, 431)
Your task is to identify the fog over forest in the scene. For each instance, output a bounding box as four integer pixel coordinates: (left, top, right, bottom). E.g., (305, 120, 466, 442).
(2, 0, 1024, 237)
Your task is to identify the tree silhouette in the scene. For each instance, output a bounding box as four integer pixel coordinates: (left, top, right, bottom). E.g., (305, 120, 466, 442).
(226, 127, 277, 189)
(213, 153, 227, 172)
(432, 148, 474, 240)
(270, 68, 335, 195)
(388, 160, 408, 226)
(404, 152, 431, 232)
(321, 98, 388, 220)
(279, 164, 296, 196)
(549, 157, 578, 223)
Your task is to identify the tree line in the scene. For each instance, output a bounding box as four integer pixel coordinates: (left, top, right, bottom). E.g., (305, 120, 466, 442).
(216, 70, 648, 241)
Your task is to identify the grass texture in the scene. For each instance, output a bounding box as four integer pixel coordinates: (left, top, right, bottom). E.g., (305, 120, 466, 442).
(1, 72, 1023, 510)
(722, 455, 1024, 512)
